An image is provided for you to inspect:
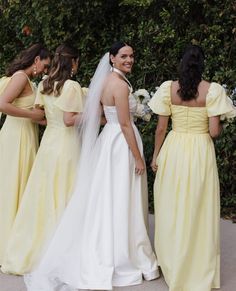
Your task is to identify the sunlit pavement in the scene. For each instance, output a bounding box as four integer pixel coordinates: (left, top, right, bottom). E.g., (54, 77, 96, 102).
(1, 215, 235, 291)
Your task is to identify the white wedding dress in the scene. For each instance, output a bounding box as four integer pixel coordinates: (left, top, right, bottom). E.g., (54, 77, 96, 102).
(24, 90, 159, 291)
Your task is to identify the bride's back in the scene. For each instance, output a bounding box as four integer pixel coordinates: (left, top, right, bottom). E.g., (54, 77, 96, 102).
(101, 73, 128, 106)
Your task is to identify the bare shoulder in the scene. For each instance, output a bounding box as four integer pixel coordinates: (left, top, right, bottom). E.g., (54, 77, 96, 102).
(171, 80, 179, 94)
(198, 80, 211, 94)
(200, 80, 211, 88)
(107, 74, 129, 95)
(10, 71, 28, 86)
(171, 80, 179, 87)
(2, 71, 29, 98)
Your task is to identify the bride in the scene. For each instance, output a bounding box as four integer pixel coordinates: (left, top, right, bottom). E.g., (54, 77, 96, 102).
(24, 41, 159, 291)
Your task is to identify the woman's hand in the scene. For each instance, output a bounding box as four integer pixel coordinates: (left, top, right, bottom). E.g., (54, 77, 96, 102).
(36, 119, 47, 126)
(135, 158, 145, 175)
(30, 107, 45, 121)
(151, 157, 158, 172)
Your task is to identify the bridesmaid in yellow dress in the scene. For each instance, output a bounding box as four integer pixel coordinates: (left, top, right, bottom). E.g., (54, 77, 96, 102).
(148, 45, 236, 291)
(0, 44, 51, 264)
(1, 43, 87, 275)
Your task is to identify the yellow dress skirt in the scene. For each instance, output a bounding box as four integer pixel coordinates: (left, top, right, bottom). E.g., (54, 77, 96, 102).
(0, 80, 38, 263)
(148, 81, 236, 291)
(1, 80, 85, 274)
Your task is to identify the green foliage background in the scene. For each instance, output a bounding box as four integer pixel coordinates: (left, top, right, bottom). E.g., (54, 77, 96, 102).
(0, 0, 235, 215)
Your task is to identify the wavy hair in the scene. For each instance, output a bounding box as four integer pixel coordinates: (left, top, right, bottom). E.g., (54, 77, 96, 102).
(178, 45, 205, 101)
(42, 43, 79, 96)
(6, 43, 50, 76)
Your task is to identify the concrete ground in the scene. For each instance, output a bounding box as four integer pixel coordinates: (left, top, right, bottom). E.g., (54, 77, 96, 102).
(0, 216, 235, 291)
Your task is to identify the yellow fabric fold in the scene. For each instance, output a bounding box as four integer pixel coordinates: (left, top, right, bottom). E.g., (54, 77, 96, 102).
(54, 80, 85, 113)
(0, 77, 11, 119)
(206, 82, 236, 120)
(35, 80, 86, 113)
(34, 81, 44, 106)
(148, 80, 171, 116)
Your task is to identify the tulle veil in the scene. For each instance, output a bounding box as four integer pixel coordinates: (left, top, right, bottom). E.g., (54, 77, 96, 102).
(24, 53, 112, 290)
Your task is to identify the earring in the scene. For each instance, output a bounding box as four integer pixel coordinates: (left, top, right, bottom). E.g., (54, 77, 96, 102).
(33, 65, 37, 75)
(70, 68, 74, 78)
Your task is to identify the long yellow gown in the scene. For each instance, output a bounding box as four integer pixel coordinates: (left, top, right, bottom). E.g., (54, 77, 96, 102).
(0, 77, 10, 121)
(1, 79, 86, 274)
(0, 73, 38, 264)
(148, 81, 236, 291)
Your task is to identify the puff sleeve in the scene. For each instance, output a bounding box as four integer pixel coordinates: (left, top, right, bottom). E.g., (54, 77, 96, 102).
(206, 83, 236, 121)
(55, 80, 85, 113)
(34, 81, 44, 106)
(81, 87, 88, 97)
(148, 80, 171, 116)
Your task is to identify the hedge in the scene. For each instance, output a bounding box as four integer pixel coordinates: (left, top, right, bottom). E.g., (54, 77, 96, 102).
(0, 0, 235, 216)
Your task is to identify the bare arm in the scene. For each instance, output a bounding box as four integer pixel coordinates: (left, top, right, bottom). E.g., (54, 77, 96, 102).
(0, 74, 45, 121)
(100, 104, 107, 125)
(64, 108, 106, 128)
(33, 104, 47, 125)
(209, 116, 222, 138)
(115, 81, 144, 175)
(63, 112, 81, 127)
(151, 115, 169, 172)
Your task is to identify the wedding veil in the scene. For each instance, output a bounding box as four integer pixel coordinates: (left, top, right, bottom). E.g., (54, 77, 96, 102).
(24, 52, 111, 291)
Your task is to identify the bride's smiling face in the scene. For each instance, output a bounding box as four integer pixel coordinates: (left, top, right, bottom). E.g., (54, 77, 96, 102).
(111, 46, 134, 74)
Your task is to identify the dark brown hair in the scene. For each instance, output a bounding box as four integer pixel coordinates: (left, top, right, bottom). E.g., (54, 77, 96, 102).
(6, 43, 50, 76)
(178, 44, 205, 101)
(42, 43, 79, 96)
(109, 41, 131, 66)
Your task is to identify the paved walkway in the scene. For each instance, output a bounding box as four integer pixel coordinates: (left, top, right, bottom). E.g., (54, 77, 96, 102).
(1, 216, 236, 291)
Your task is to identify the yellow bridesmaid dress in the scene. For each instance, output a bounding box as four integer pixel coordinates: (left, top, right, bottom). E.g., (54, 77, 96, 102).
(0, 72, 38, 264)
(148, 81, 236, 291)
(1, 79, 86, 274)
(0, 77, 10, 121)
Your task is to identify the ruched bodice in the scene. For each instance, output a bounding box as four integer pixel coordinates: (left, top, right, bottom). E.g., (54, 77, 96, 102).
(148, 80, 236, 291)
(103, 93, 137, 124)
(149, 80, 236, 136)
(171, 105, 209, 134)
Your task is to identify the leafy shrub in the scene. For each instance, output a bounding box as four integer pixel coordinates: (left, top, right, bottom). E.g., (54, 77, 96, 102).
(0, 0, 235, 215)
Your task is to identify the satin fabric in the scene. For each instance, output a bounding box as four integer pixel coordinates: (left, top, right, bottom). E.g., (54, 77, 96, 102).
(1, 80, 85, 274)
(149, 80, 236, 291)
(24, 93, 159, 291)
(0, 74, 38, 264)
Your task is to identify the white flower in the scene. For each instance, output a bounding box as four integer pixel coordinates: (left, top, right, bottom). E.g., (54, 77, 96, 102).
(136, 103, 146, 116)
(133, 89, 151, 105)
(133, 89, 150, 99)
(133, 88, 153, 122)
(143, 112, 152, 122)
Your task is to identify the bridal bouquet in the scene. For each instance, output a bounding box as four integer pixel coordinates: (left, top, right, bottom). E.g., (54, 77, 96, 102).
(133, 89, 153, 122)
